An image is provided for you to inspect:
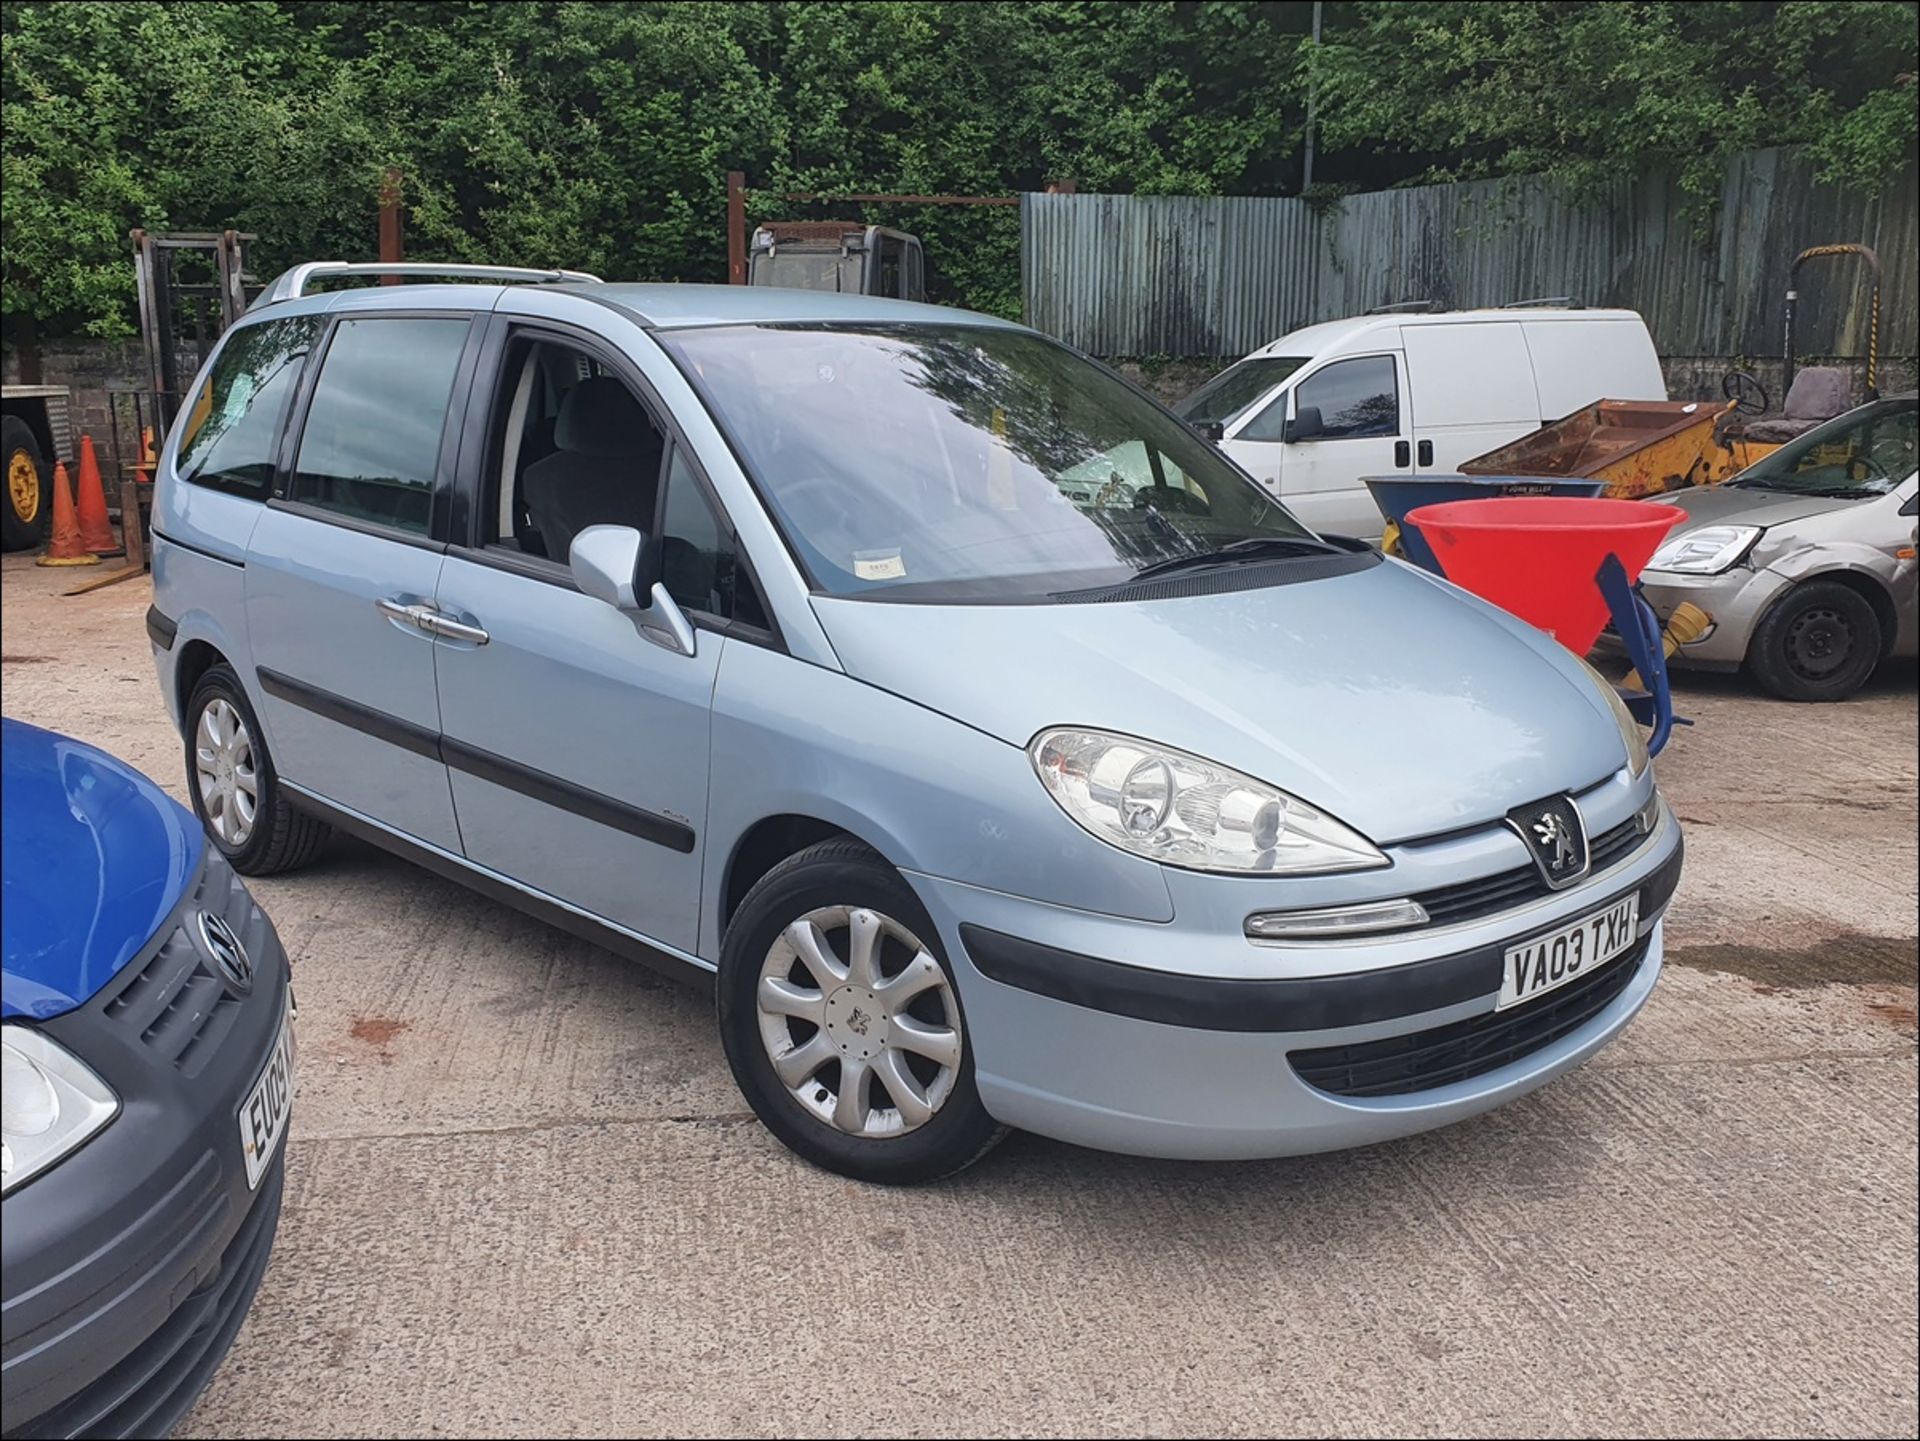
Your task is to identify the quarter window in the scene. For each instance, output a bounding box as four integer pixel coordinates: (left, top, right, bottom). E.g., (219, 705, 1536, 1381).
(176, 317, 321, 498)
(291, 317, 470, 534)
(659, 446, 763, 627)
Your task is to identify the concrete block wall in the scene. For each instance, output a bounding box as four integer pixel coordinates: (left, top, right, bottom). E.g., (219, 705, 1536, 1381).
(3, 339, 193, 472)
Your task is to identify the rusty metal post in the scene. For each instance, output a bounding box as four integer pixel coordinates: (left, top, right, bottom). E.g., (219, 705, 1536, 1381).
(727, 170, 747, 284)
(216, 229, 248, 324)
(130, 230, 167, 405)
(379, 168, 405, 285)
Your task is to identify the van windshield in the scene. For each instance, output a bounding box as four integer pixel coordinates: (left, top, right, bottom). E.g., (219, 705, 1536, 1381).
(661, 324, 1312, 601)
(1178, 356, 1308, 426)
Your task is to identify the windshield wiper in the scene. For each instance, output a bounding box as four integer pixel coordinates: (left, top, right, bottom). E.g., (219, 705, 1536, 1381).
(1728, 480, 1878, 498)
(1128, 535, 1344, 581)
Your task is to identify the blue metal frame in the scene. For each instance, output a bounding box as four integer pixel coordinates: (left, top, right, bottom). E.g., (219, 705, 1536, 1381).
(1593, 554, 1686, 756)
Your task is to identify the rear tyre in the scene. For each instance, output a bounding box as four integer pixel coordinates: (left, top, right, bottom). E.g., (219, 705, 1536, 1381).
(184, 664, 332, 874)
(1746, 580, 1883, 702)
(718, 839, 1007, 1184)
(2, 415, 50, 552)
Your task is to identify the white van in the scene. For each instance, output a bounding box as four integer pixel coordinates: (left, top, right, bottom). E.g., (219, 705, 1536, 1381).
(1177, 308, 1667, 536)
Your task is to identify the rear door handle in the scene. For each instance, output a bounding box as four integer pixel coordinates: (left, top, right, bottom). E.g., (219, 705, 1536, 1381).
(1394, 440, 1411, 468)
(420, 613, 490, 646)
(1417, 439, 1434, 466)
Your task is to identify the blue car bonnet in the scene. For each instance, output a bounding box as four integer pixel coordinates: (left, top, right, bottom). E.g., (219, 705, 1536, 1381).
(1, 718, 203, 1020)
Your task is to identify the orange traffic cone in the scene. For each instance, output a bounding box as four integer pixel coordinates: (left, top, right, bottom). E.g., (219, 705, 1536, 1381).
(74, 435, 119, 555)
(35, 462, 102, 568)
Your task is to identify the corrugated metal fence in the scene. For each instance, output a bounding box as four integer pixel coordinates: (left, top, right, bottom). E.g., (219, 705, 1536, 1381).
(1022, 148, 1917, 361)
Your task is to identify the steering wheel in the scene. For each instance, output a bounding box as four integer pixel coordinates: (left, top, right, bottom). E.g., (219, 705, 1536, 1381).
(1132, 484, 1211, 516)
(1722, 369, 1769, 416)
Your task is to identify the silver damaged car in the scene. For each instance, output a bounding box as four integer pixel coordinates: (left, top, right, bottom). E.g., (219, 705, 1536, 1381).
(1639, 394, 1918, 701)
(147, 264, 1681, 1182)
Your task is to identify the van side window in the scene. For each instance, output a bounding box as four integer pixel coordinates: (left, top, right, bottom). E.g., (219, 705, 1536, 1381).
(486, 338, 667, 563)
(290, 317, 469, 534)
(659, 445, 766, 628)
(175, 317, 321, 499)
(1245, 355, 1399, 442)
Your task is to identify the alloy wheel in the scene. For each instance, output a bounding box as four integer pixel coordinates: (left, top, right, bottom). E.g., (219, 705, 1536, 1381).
(195, 697, 259, 846)
(756, 905, 963, 1138)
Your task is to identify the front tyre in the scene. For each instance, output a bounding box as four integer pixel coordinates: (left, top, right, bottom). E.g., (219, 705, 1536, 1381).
(1747, 580, 1883, 702)
(184, 663, 332, 874)
(719, 839, 1006, 1184)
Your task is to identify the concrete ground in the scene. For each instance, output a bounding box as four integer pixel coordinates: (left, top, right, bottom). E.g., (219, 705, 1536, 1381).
(3, 551, 1915, 1439)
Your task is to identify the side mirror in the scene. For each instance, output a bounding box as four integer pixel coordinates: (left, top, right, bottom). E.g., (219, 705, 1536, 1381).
(1193, 419, 1225, 444)
(1284, 405, 1324, 444)
(1900, 492, 1918, 517)
(570, 525, 646, 611)
(568, 524, 698, 657)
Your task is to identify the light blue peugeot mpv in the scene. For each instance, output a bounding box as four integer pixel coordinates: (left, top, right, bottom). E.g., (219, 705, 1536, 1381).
(148, 263, 1681, 1183)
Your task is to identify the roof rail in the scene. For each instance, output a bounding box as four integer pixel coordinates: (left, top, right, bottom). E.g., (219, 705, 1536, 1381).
(253, 262, 602, 308)
(1365, 299, 1443, 315)
(1500, 295, 1583, 309)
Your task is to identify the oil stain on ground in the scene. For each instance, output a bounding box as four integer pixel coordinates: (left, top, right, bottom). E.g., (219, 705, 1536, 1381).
(1667, 932, 1918, 988)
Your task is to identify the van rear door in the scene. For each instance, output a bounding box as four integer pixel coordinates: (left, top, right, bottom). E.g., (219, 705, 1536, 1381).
(1404, 321, 1542, 474)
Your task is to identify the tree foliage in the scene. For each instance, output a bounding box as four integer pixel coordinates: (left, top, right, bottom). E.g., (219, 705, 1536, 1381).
(2, 0, 1913, 338)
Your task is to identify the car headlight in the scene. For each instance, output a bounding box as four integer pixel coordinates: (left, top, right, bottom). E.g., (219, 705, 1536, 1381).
(1, 1026, 118, 1195)
(1574, 656, 1650, 779)
(1030, 728, 1388, 874)
(1647, 524, 1760, 575)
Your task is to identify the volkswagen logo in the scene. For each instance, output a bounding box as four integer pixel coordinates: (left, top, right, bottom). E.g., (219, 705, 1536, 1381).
(196, 911, 254, 995)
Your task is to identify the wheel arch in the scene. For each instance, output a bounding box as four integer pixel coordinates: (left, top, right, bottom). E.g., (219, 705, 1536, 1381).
(1753, 566, 1900, 663)
(716, 813, 886, 950)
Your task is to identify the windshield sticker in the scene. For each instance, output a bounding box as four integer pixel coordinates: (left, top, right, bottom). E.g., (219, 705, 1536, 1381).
(853, 548, 906, 581)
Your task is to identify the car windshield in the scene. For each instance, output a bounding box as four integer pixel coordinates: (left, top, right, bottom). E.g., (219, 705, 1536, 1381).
(1177, 356, 1308, 427)
(661, 324, 1313, 601)
(1731, 398, 1918, 496)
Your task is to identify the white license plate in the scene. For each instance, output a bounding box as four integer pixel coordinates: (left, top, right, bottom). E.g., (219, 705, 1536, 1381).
(240, 999, 296, 1190)
(1499, 894, 1640, 1011)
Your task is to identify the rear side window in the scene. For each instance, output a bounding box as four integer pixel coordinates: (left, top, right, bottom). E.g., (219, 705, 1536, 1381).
(291, 317, 470, 534)
(176, 317, 321, 499)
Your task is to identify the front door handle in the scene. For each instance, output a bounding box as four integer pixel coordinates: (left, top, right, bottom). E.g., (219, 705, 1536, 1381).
(1394, 440, 1411, 468)
(421, 613, 490, 646)
(375, 596, 436, 631)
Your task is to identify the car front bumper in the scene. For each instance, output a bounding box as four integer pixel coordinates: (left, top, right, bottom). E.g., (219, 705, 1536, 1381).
(911, 791, 1682, 1161)
(1, 851, 291, 1441)
(1608, 564, 1792, 670)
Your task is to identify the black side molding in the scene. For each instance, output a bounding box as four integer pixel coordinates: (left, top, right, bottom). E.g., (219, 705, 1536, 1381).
(439, 737, 696, 854)
(254, 667, 696, 853)
(256, 667, 441, 761)
(963, 836, 1682, 1033)
(150, 527, 245, 567)
(281, 788, 713, 995)
(145, 606, 178, 651)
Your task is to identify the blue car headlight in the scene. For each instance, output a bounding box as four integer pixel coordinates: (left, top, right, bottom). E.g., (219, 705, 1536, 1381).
(2, 1025, 119, 1195)
(1030, 727, 1388, 874)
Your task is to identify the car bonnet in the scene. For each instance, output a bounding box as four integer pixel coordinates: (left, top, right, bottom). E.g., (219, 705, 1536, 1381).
(811, 559, 1628, 847)
(1, 719, 204, 1020)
